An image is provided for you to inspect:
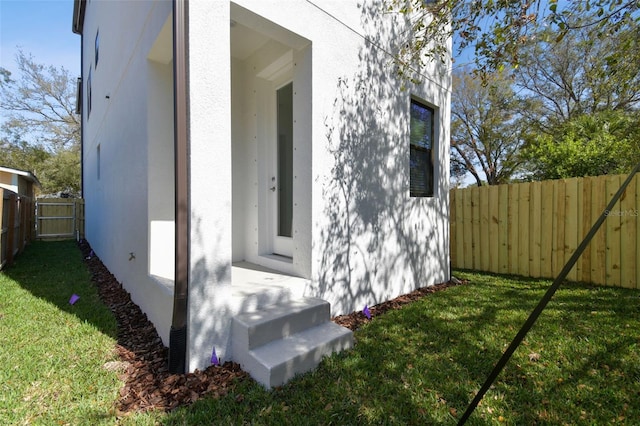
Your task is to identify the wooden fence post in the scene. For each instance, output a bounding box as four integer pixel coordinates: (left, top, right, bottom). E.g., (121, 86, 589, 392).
(19, 197, 26, 254)
(6, 193, 16, 266)
(0, 189, 5, 269)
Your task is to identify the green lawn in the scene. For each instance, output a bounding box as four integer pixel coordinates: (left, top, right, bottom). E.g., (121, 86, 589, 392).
(2, 242, 639, 425)
(164, 271, 640, 425)
(0, 241, 121, 425)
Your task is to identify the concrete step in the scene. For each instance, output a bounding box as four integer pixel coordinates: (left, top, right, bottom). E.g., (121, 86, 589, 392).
(232, 297, 330, 350)
(243, 322, 353, 388)
(231, 262, 308, 312)
(231, 297, 353, 388)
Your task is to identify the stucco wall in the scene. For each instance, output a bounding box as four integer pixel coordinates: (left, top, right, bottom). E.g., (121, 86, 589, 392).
(80, 0, 174, 346)
(186, 0, 451, 372)
(306, 2, 452, 315)
(80, 0, 450, 374)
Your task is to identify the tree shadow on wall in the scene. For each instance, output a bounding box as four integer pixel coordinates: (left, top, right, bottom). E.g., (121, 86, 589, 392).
(312, 3, 450, 316)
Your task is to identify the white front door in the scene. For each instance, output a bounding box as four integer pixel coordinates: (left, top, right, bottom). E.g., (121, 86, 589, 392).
(270, 81, 293, 257)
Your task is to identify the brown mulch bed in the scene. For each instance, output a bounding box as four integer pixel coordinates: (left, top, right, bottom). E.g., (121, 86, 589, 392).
(79, 240, 247, 414)
(333, 278, 466, 330)
(79, 240, 464, 415)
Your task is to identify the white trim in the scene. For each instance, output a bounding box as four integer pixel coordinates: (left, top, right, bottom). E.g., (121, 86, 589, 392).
(0, 167, 40, 186)
(256, 50, 293, 81)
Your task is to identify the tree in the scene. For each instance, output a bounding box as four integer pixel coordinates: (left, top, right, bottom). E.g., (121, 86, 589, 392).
(0, 51, 81, 194)
(512, 19, 640, 179)
(451, 68, 525, 186)
(385, 0, 639, 80)
(521, 110, 640, 180)
(0, 137, 51, 176)
(1, 50, 80, 150)
(40, 146, 82, 194)
(449, 158, 468, 188)
(514, 22, 640, 133)
(386, 1, 639, 186)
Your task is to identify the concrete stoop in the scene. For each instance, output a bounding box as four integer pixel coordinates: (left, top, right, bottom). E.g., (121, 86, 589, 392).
(231, 297, 354, 388)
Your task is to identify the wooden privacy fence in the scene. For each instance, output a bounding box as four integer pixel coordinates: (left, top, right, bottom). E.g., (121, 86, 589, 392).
(450, 174, 640, 289)
(36, 198, 85, 240)
(1, 188, 36, 270)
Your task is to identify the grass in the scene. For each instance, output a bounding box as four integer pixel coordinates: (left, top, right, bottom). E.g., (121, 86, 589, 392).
(2, 242, 639, 425)
(0, 241, 121, 425)
(163, 272, 640, 425)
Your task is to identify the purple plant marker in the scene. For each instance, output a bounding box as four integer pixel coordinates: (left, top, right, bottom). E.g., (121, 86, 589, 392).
(211, 347, 220, 366)
(363, 305, 371, 320)
(69, 294, 80, 305)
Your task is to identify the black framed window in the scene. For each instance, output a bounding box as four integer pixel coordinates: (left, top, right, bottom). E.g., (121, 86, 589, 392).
(75, 77, 82, 114)
(87, 67, 92, 117)
(95, 30, 99, 66)
(410, 99, 435, 197)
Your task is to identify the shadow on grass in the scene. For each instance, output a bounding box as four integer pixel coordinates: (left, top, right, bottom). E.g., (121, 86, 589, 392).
(450, 271, 640, 424)
(161, 271, 640, 425)
(9, 242, 634, 424)
(3, 240, 117, 339)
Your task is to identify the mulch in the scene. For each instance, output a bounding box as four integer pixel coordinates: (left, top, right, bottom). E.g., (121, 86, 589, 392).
(332, 278, 465, 330)
(80, 240, 247, 414)
(79, 240, 465, 415)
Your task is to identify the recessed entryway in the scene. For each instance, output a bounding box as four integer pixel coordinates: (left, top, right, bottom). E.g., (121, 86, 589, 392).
(230, 4, 311, 278)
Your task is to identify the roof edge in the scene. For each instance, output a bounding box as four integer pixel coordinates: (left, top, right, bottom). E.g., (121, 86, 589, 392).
(72, 0, 86, 34)
(0, 166, 42, 188)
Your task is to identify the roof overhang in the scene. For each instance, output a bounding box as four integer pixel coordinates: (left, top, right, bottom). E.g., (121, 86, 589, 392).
(72, 0, 86, 34)
(0, 166, 42, 188)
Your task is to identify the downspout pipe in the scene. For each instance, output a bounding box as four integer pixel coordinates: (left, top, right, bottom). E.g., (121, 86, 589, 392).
(169, 0, 190, 374)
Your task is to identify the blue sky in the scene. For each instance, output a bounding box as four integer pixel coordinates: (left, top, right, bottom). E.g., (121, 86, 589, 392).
(1, 0, 80, 76)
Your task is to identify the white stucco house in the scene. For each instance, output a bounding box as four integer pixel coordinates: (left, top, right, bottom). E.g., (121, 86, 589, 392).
(72, 0, 451, 387)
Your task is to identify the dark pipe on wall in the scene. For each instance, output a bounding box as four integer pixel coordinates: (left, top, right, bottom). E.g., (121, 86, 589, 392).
(169, 0, 190, 374)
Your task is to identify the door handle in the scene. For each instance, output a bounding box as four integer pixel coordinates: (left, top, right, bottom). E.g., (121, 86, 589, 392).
(270, 186, 276, 192)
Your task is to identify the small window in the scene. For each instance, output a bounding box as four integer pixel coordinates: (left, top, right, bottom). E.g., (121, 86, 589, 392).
(95, 30, 99, 66)
(87, 67, 92, 117)
(409, 99, 435, 197)
(75, 77, 82, 114)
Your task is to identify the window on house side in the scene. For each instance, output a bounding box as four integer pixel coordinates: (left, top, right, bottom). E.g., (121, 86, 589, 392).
(87, 67, 92, 117)
(409, 99, 435, 197)
(75, 77, 82, 114)
(95, 30, 99, 66)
